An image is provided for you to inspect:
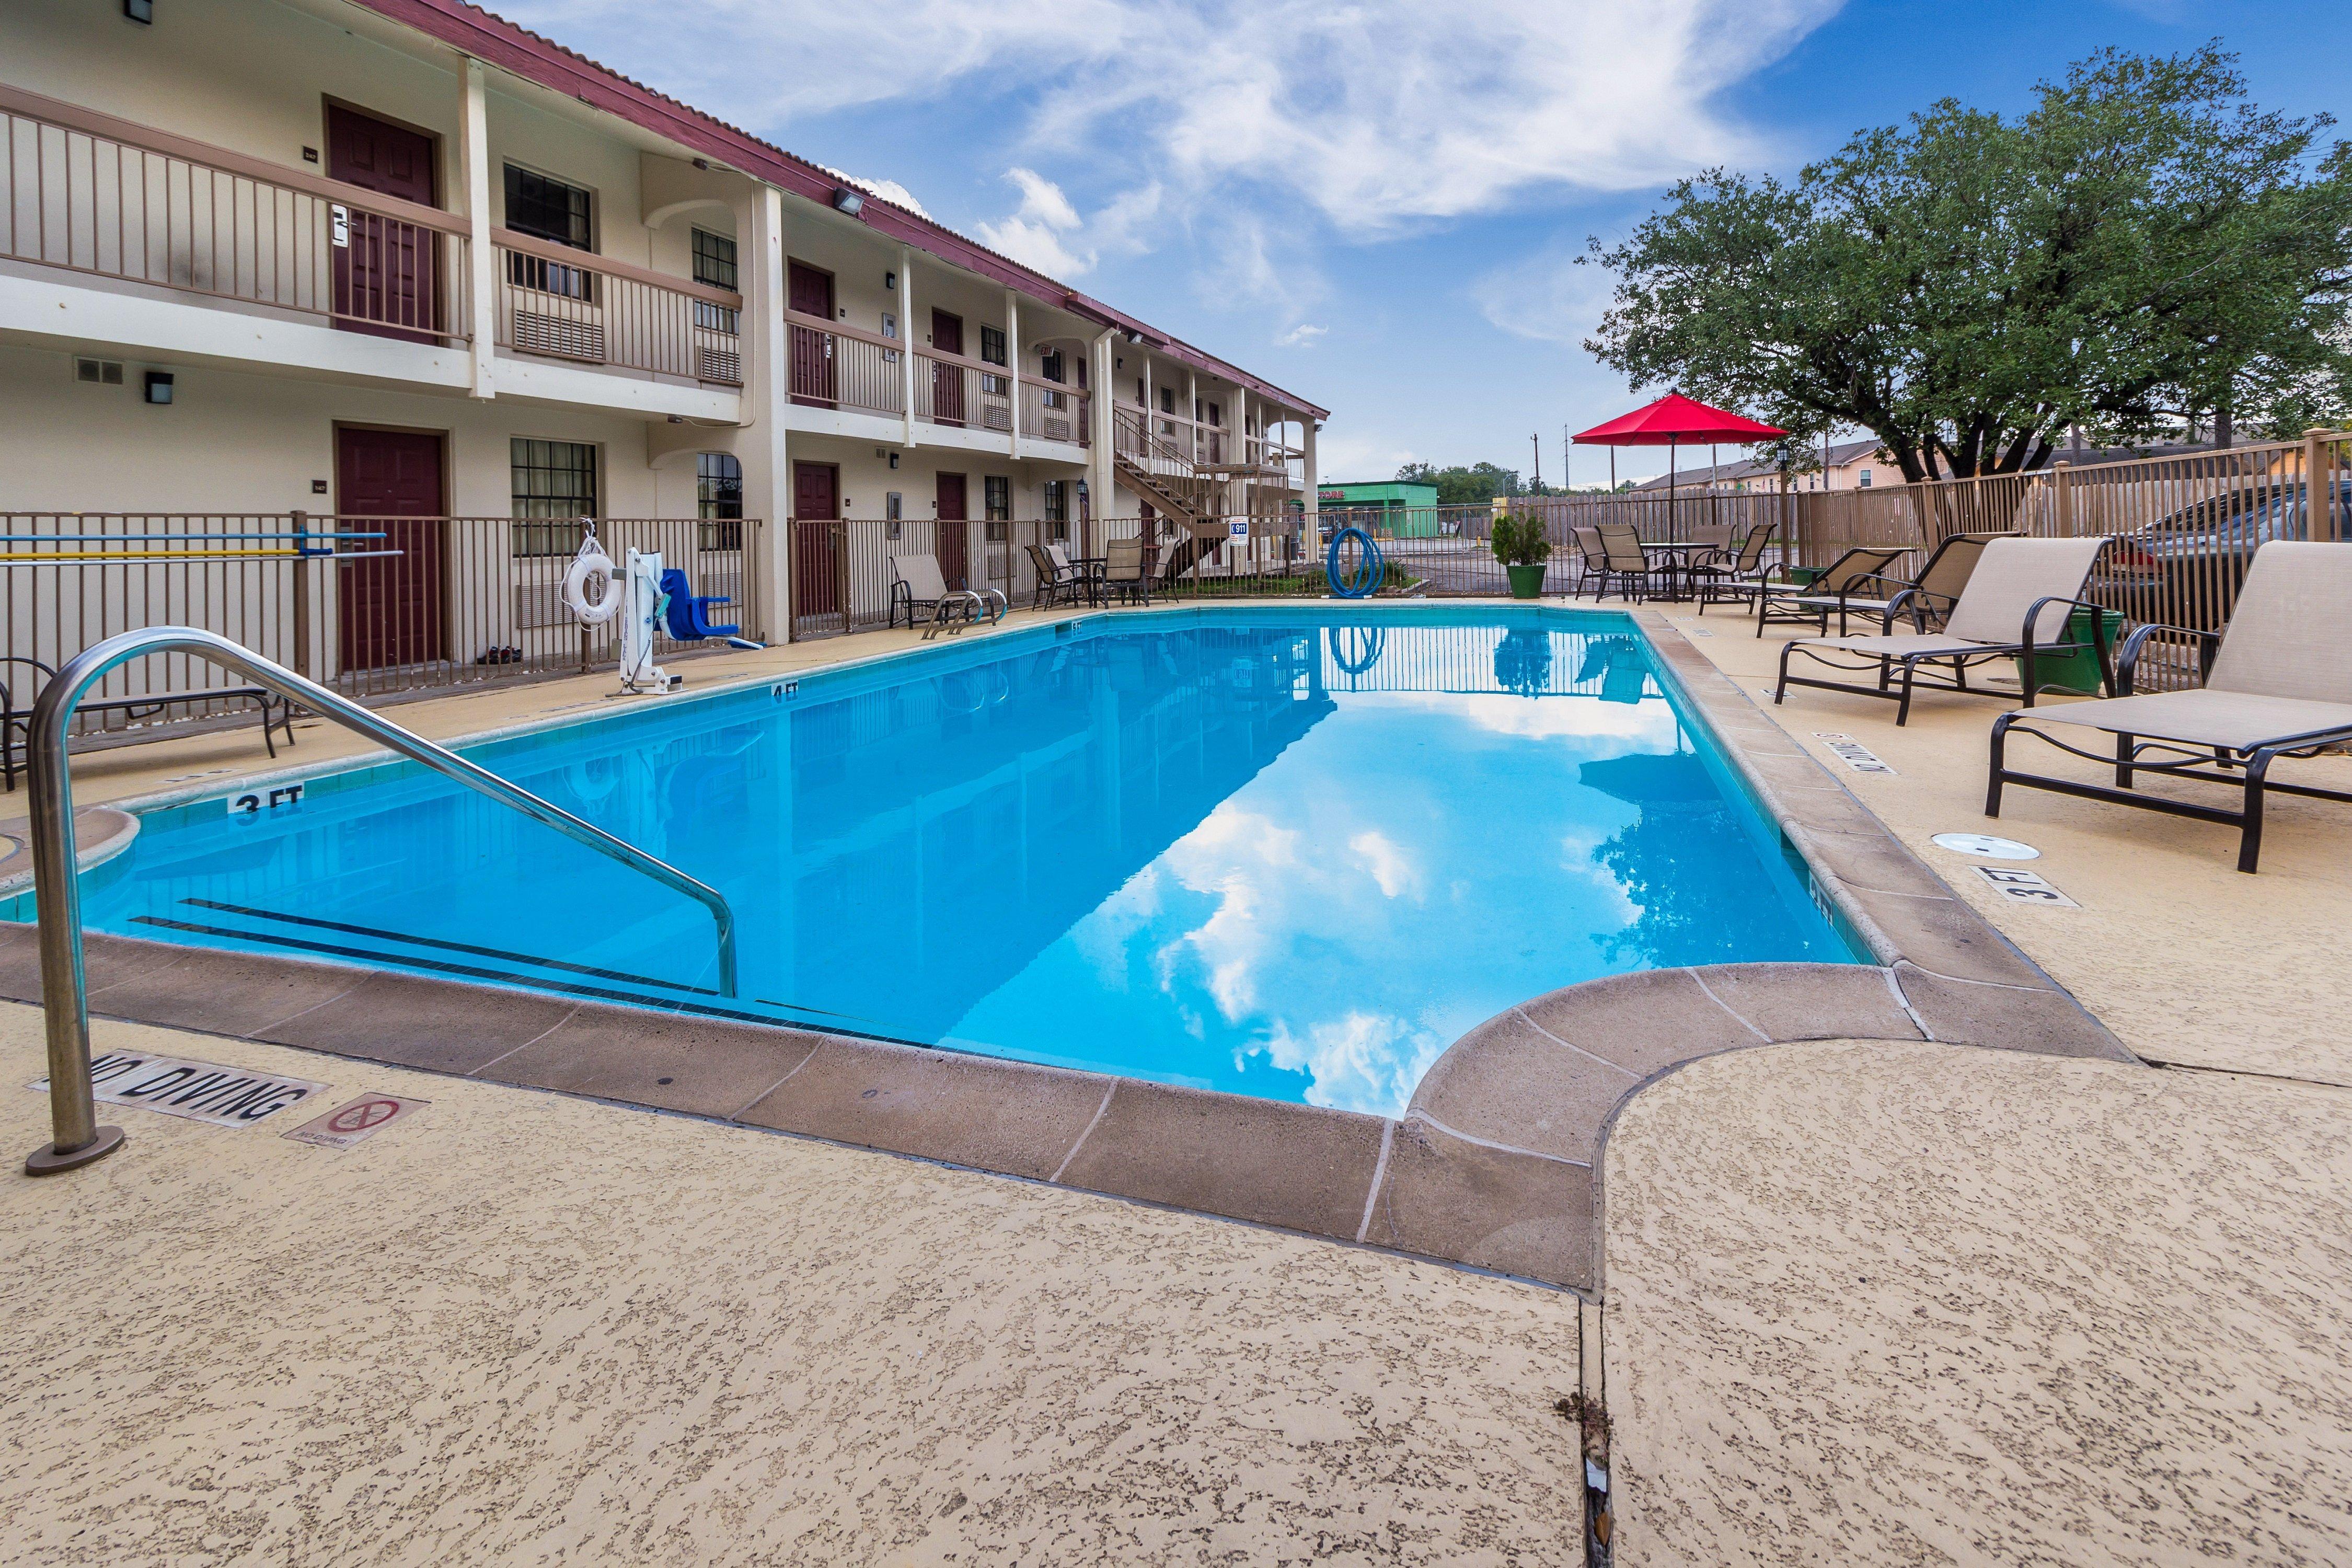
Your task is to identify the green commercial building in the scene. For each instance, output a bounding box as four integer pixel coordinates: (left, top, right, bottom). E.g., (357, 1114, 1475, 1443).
(1316, 479, 1442, 538)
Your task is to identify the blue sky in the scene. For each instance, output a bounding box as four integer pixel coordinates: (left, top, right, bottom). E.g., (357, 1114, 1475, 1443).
(510, 0, 2351, 485)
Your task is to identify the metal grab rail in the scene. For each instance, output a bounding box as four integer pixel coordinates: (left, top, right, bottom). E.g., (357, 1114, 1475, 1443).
(22, 627, 740, 1175)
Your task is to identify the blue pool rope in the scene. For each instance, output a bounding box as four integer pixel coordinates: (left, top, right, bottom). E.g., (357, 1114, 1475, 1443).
(1325, 525, 1383, 598)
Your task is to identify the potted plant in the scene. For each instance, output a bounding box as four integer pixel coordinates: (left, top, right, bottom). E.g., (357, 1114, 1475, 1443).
(1492, 509, 1552, 598)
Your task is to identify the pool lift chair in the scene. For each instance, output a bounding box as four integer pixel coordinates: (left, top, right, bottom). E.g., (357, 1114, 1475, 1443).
(658, 569, 764, 651)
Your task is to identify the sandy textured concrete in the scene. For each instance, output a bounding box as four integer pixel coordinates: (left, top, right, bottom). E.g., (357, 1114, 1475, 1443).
(1667, 613, 2352, 1085)
(0, 1006, 1584, 1565)
(1604, 1039, 2352, 1568)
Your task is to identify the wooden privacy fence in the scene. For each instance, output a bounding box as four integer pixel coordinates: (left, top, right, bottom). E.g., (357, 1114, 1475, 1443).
(0, 514, 767, 741)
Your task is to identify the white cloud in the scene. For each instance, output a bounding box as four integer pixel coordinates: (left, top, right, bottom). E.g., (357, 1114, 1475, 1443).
(1471, 249, 1622, 348)
(1276, 324, 1327, 348)
(1258, 1011, 1447, 1117)
(976, 167, 1094, 276)
(516, 0, 1840, 236)
(1347, 831, 1422, 902)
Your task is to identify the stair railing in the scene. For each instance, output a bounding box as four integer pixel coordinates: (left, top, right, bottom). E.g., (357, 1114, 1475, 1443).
(21, 626, 739, 1175)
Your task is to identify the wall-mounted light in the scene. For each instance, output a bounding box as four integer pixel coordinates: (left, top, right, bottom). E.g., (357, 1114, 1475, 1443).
(1123, 329, 1142, 344)
(884, 270, 897, 291)
(888, 453, 900, 470)
(123, 0, 153, 22)
(831, 186, 864, 216)
(143, 371, 174, 405)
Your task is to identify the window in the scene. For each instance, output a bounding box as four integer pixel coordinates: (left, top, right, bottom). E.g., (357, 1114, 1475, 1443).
(1135, 377, 1146, 404)
(1858, 469, 1873, 487)
(697, 453, 742, 551)
(511, 439, 597, 556)
(1044, 480, 1068, 540)
(1039, 349, 1065, 385)
(691, 228, 740, 334)
(984, 475, 1010, 538)
(690, 229, 737, 291)
(1159, 386, 1175, 415)
(504, 165, 593, 299)
(979, 325, 1008, 396)
(885, 492, 903, 538)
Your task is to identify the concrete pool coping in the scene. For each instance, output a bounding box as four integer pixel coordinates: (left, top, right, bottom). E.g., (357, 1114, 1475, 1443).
(0, 602, 2134, 1290)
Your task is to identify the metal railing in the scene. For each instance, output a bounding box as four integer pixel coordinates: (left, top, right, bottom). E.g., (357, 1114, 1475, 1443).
(494, 231, 742, 385)
(20, 626, 739, 1175)
(0, 514, 768, 737)
(787, 309, 906, 416)
(1, 83, 468, 342)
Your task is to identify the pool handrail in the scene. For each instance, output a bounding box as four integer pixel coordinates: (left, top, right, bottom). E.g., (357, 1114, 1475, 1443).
(20, 626, 740, 1176)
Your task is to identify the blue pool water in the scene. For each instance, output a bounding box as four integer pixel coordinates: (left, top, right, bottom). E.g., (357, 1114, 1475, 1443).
(38, 608, 1855, 1116)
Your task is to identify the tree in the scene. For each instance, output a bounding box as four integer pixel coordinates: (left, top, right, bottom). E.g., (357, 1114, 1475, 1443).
(1396, 461, 1525, 503)
(1586, 45, 2352, 481)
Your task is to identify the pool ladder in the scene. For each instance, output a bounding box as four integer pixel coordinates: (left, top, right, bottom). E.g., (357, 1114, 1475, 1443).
(21, 626, 739, 1177)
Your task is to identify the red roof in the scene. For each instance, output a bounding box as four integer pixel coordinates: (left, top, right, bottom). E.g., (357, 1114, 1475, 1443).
(350, 0, 1328, 419)
(1572, 393, 1785, 446)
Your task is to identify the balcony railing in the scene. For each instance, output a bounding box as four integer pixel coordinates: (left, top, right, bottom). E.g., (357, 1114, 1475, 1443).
(782, 310, 1090, 444)
(787, 309, 906, 417)
(1019, 376, 1091, 446)
(494, 230, 741, 386)
(0, 84, 468, 343)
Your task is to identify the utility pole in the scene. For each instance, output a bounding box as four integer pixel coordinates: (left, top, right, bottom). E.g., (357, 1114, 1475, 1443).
(1531, 432, 1541, 494)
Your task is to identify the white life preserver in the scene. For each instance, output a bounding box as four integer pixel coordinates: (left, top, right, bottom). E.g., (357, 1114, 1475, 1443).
(563, 531, 621, 624)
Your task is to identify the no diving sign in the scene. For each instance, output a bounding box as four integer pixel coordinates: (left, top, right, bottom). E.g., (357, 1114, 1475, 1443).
(29, 1050, 328, 1128)
(283, 1093, 428, 1150)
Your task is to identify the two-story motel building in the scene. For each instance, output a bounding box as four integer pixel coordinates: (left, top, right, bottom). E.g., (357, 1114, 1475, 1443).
(0, 0, 1323, 692)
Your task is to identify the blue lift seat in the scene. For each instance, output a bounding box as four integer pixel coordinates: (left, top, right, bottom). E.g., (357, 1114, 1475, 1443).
(659, 568, 740, 641)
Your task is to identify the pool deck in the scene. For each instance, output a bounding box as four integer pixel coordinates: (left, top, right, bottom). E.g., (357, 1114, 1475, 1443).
(3, 599, 2348, 1563)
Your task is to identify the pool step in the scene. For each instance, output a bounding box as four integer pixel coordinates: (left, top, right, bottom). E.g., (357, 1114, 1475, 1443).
(129, 898, 846, 1031)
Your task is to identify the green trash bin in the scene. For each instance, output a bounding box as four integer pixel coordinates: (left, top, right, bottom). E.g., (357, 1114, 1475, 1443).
(1783, 565, 1827, 589)
(2018, 606, 2123, 695)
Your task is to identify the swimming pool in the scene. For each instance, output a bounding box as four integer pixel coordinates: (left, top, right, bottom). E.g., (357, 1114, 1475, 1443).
(35, 607, 1857, 1117)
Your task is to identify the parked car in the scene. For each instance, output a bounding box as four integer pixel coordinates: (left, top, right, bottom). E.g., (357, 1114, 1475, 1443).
(2101, 477, 2352, 618)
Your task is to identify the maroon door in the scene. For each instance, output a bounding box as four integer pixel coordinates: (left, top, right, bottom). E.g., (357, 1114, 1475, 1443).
(788, 261, 836, 408)
(936, 472, 969, 587)
(326, 105, 439, 340)
(792, 462, 841, 619)
(336, 426, 446, 670)
(930, 309, 965, 427)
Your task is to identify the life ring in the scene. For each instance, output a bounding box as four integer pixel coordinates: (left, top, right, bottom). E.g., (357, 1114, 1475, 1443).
(563, 531, 621, 624)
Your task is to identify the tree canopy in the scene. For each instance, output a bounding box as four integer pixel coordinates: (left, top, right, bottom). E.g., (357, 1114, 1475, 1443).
(1585, 45, 2352, 481)
(1396, 461, 1538, 502)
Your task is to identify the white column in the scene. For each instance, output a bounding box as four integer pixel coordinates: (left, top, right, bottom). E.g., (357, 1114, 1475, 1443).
(900, 247, 917, 449)
(1301, 416, 1320, 525)
(748, 185, 792, 633)
(1088, 328, 1115, 532)
(1004, 287, 1021, 456)
(459, 60, 497, 398)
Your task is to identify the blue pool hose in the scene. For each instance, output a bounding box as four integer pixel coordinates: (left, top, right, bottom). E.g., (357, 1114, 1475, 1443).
(1325, 526, 1383, 598)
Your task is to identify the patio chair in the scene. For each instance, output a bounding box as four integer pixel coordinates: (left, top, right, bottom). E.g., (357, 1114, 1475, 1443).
(1024, 543, 1090, 609)
(1774, 536, 2112, 726)
(1823, 530, 2017, 635)
(1047, 541, 1105, 604)
(1101, 537, 1151, 605)
(1570, 527, 1607, 600)
(1688, 523, 1777, 615)
(1590, 523, 1675, 604)
(1987, 540, 2352, 873)
(1752, 545, 1910, 637)
(890, 553, 989, 636)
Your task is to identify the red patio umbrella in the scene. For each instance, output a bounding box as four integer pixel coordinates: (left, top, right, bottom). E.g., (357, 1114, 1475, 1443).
(1571, 392, 1786, 530)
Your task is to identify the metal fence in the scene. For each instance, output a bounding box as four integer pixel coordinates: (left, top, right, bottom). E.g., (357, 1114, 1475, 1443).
(0, 514, 767, 739)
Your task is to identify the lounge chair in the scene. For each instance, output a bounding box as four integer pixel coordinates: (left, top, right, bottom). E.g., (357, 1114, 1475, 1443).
(1774, 536, 2112, 725)
(890, 553, 1000, 636)
(1987, 540, 2352, 872)
(1835, 529, 2016, 634)
(1101, 537, 1151, 605)
(1753, 545, 1909, 637)
(1688, 523, 1777, 614)
(1590, 523, 1675, 603)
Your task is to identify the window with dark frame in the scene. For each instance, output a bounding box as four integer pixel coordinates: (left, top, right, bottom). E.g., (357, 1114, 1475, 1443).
(511, 439, 597, 557)
(980, 325, 1008, 397)
(1040, 349, 1067, 410)
(1044, 479, 1068, 540)
(504, 165, 594, 300)
(984, 475, 1010, 539)
(1159, 386, 1175, 414)
(691, 228, 741, 334)
(697, 452, 743, 551)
